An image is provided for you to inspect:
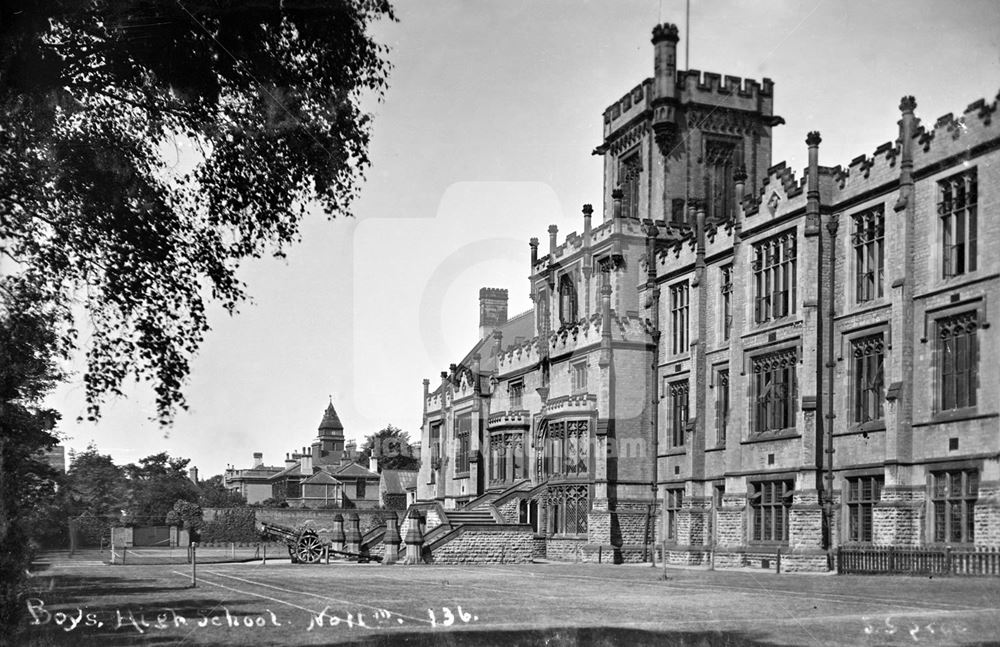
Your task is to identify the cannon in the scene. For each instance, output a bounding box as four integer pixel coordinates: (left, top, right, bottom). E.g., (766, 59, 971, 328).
(258, 521, 383, 564)
(259, 521, 326, 564)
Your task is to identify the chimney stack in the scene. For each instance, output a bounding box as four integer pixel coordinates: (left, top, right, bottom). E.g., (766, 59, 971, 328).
(479, 288, 508, 339)
(253, 452, 263, 468)
(369, 454, 378, 473)
(189, 466, 199, 484)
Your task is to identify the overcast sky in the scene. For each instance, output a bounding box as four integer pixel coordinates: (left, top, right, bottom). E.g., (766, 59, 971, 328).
(47, 0, 1000, 476)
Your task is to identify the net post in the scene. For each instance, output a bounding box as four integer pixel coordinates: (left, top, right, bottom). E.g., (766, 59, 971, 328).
(190, 542, 197, 588)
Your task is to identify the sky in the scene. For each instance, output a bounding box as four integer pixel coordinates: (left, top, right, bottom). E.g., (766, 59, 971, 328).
(47, 0, 1000, 476)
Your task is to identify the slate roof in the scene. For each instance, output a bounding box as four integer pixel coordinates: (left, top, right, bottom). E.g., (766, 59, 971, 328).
(318, 400, 345, 434)
(431, 307, 535, 397)
(268, 463, 306, 480)
(331, 462, 379, 479)
(380, 469, 418, 495)
(301, 470, 342, 485)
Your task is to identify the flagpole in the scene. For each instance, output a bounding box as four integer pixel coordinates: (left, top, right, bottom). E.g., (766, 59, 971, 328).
(685, 0, 690, 70)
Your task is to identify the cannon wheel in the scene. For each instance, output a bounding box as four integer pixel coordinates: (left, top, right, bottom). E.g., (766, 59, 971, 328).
(295, 531, 324, 564)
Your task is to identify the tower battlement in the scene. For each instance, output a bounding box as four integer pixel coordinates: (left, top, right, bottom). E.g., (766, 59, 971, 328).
(680, 69, 774, 103)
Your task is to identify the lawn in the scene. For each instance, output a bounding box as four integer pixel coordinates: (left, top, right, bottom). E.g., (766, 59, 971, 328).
(19, 551, 1000, 646)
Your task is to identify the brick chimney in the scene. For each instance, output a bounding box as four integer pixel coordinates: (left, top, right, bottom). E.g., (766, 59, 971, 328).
(479, 287, 508, 339)
(253, 452, 263, 468)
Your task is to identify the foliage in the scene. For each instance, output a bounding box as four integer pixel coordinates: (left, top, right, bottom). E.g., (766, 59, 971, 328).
(360, 424, 420, 472)
(199, 507, 258, 543)
(164, 499, 203, 533)
(0, 1, 393, 635)
(0, 280, 65, 633)
(69, 511, 112, 548)
(258, 496, 289, 508)
(66, 443, 128, 519)
(199, 474, 247, 508)
(122, 452, 199, 526)
(0, 0, 395, 424)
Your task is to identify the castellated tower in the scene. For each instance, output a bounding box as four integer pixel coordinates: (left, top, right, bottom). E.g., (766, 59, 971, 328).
(595, 22, 783, 224)
(416, 19, 1000, 572)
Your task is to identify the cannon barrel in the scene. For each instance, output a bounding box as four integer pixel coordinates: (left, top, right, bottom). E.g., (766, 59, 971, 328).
(260, 521, 298, 543)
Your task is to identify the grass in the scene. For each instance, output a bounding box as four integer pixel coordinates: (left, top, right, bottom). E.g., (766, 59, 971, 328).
(19, 551, 1000, 646)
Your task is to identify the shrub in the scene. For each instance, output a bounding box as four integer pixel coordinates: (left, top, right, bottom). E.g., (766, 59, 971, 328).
(199, 508, 258, 543)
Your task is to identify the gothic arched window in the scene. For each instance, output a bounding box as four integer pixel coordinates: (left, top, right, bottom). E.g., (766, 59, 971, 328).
(559, 275, 577, 325)
(619, 153, 641, 219)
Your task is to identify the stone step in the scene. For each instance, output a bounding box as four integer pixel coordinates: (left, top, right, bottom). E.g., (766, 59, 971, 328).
(447, 511, 496, 524)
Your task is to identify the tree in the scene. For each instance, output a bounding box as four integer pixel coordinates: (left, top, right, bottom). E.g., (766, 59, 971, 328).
(0, 281, 64, 631)
(122, 452, 199, 526)
(198, 474, 247, 508)
(66, 444, 128, 519)
(63, 443, 129, 546)
(0, 2, 393, 634)
(361, 424, 420, 472)
(164, 499, 203, 532)
(1, 0, 395, 424)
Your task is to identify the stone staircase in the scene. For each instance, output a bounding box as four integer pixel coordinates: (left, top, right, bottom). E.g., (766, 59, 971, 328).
(446, 508, 498, 525)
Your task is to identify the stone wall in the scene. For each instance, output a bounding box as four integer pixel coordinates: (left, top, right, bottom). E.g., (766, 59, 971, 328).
(497, 499, 519, 524)
(789, 489, 824, 551)
(974, 481, 1000, 547)
(612, 504, 655, 546)
(546, 536, 586, 562)
(428, 527, 534, 564)
(873, 487, 925, 546)
(716, 494, 746, 547)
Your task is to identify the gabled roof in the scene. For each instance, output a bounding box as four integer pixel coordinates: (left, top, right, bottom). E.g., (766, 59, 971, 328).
(269, 462, 305, 480)
(380, 469, 418, 495)
(302, 470, 342, 485)
(431, 308, 537, 397)
(318, 399, 344, 434)
(332, 462, 379, 479)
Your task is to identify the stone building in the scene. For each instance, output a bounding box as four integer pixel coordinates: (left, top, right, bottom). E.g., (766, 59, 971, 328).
(416, 21, 999, 569)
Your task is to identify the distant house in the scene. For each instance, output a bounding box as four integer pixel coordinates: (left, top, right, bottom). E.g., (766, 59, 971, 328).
(224, 453, 283, 504)
(225, 399, 380, 508)
(379, 469, 418, 510)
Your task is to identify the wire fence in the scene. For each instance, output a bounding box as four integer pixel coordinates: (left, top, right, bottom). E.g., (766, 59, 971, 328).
(106, 543, 282, 565)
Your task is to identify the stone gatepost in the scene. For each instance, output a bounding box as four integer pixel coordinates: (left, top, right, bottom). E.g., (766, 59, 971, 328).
(403, 509, 425, 564)
(383, 513, 401, 565)
(344, 513, 361, 557)
(331, 514, 346, 554)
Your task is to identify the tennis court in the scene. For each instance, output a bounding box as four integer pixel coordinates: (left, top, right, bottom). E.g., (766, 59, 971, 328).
(21, 552, 1000, 645)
